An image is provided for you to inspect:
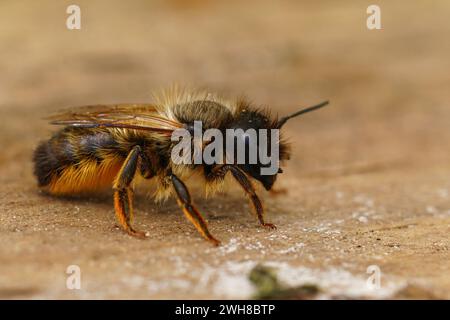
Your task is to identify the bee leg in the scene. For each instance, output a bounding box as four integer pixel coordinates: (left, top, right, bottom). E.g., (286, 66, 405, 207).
(126, 187, 134, 224)
(170, 174, 221, 246)
(227, 166, 277, 230)
(139, 150, 156, 179)
(113, 145, 147, 239)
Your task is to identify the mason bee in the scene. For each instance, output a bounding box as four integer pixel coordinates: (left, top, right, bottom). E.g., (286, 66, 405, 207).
(33, 89, 328, 245)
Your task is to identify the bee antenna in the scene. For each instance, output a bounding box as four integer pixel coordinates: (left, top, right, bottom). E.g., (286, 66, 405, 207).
(277, 100, 329, 128)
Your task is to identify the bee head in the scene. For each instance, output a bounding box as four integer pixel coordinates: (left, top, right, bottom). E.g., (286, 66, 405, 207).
(227, 100, 328, 190)
(227, 105, 288, 191)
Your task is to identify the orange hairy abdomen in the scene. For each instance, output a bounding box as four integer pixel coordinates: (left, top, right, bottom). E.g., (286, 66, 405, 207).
(46, 157, 123, 195)
(33, 127, 128, 195)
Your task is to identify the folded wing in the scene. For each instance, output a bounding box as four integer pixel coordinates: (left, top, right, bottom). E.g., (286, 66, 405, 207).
(46, 104, 183, 134)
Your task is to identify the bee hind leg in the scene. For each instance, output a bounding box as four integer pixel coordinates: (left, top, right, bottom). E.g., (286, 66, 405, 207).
(170, 173, 220, 246)
(113, 145, 148, 239)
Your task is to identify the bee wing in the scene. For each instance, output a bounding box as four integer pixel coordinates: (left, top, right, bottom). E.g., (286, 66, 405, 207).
(46, 104, 183, 134)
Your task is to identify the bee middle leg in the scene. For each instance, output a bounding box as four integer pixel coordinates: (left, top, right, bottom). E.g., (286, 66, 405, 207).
(113, 145, 147, 239)
(207, 165, 276, 229)
(170, 173, 220, 246)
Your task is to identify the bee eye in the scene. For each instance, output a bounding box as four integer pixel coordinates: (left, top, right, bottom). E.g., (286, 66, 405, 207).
(278, 168, 283, 173)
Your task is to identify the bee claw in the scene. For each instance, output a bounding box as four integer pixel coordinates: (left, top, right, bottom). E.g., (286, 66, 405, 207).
(209, 237, 221, 246)
(127, 229, 149, 239)
(262, 223, 277, 230)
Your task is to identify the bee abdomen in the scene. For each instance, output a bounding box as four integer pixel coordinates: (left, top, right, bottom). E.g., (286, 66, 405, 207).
(33, 140, 62, 187)
(33, 128, 126, 195)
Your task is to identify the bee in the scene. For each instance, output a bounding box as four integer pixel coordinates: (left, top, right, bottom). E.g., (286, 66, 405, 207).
(33, 89, 328, 245)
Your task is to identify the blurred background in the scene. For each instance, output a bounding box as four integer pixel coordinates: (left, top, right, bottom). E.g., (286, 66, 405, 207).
(1, 0, 449, 172)
(0, 0, 449, 299)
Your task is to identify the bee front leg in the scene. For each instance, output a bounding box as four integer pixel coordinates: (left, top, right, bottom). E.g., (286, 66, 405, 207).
(209, 165, 276, 230)
(170, 174, 221, 246)
(113, 145, 148, 239)
(231, 166, 276, 229)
